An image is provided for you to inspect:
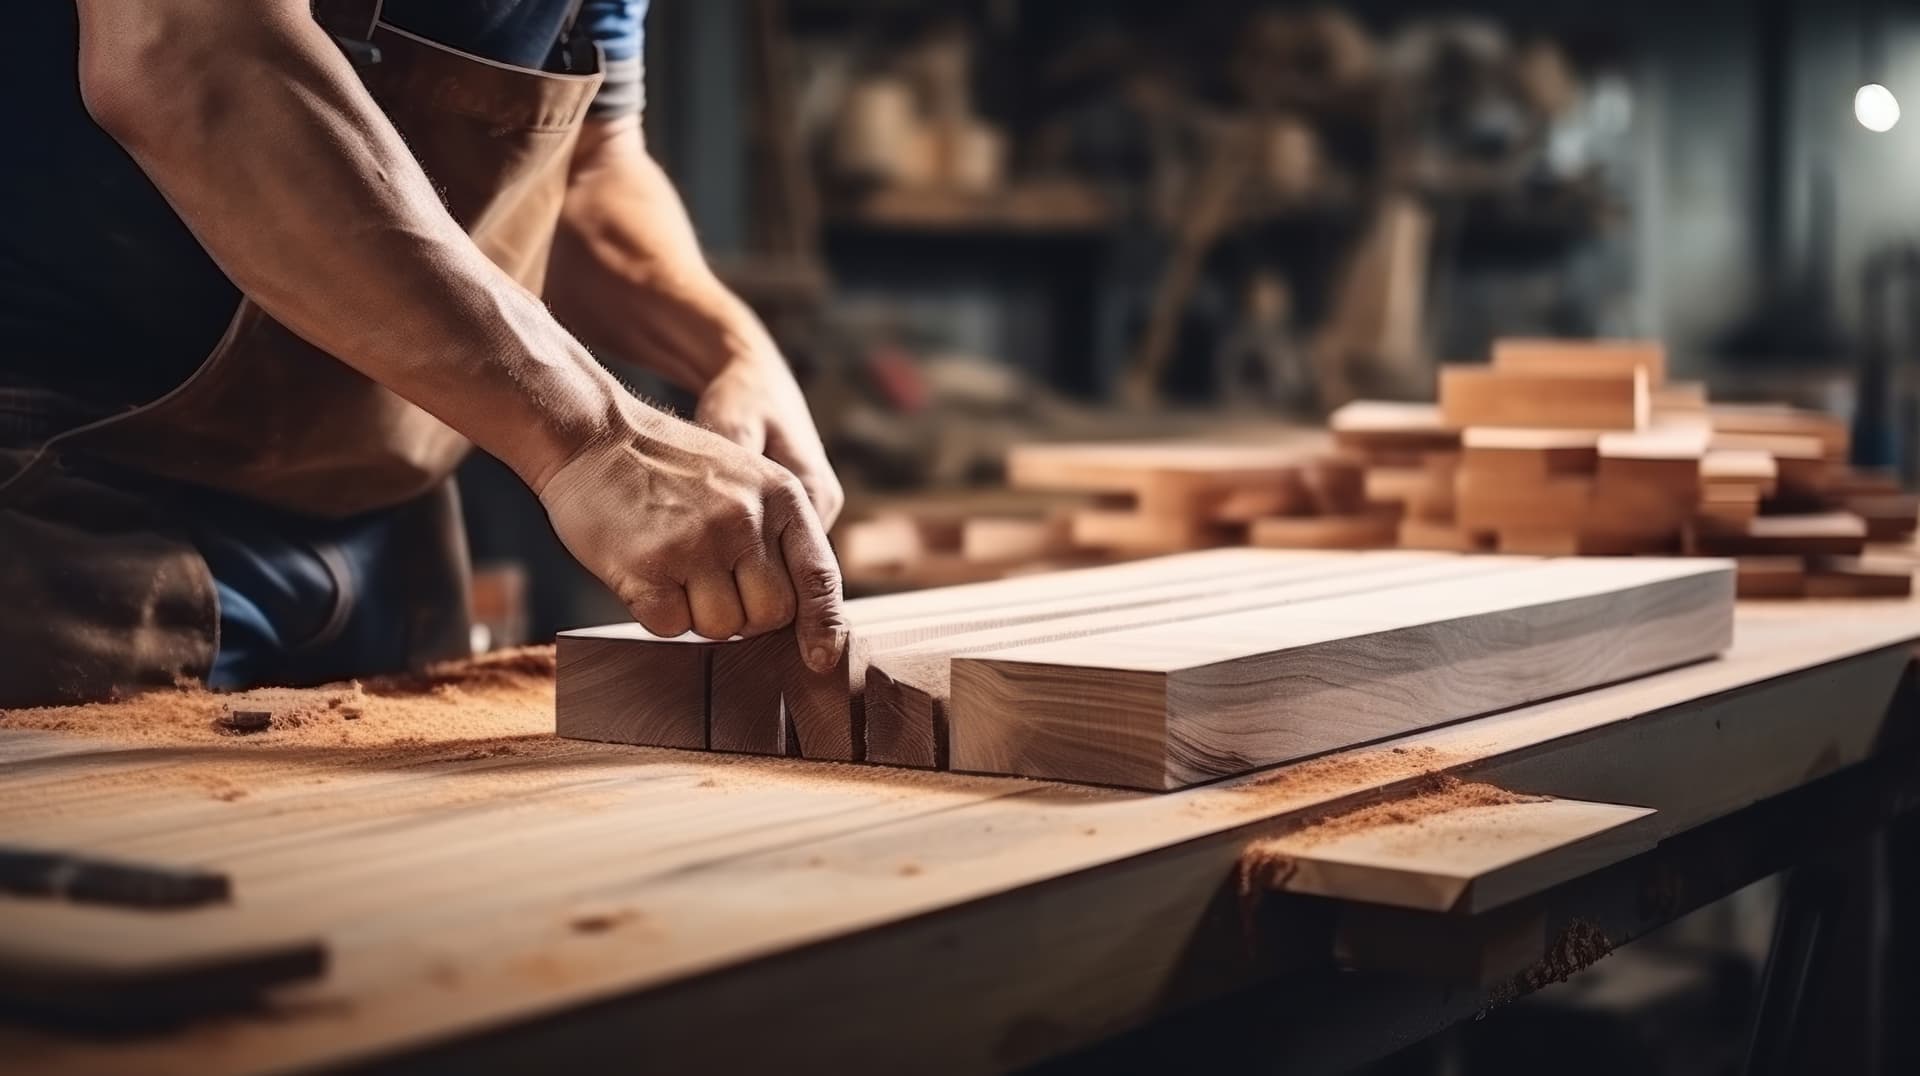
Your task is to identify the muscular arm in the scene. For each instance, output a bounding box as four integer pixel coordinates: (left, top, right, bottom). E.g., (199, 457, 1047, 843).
(72, 0, 846, 668)
(550, 114, 845, 527)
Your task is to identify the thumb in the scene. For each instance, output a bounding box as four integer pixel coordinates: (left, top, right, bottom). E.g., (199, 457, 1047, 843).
(696, 382, 769, 455)
(778, 503, 848, 674)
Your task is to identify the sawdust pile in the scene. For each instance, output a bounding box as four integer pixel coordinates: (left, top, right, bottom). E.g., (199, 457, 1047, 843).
(1488, 918, 1616, 1007)
(0, 646, 558, 749)
(1237, 775, 1547, 894)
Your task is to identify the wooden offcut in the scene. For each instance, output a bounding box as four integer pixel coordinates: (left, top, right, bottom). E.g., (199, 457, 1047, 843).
(1439, 366, 1649, 431)
(947, 558, 1735, 789)
(1492, 338, 1667, 386)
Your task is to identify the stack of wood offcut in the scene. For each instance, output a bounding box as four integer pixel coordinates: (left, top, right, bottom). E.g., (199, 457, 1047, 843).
(1003, 442, 1396, 554)
(1332, 338, 1917, 599)
(834, 507, 1094, 591)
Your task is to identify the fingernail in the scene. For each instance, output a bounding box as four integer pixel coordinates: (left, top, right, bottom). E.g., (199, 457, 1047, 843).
(809, 646, 830, 670)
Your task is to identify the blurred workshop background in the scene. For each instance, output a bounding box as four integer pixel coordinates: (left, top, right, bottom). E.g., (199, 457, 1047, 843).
(382, 3, 1920, 1073)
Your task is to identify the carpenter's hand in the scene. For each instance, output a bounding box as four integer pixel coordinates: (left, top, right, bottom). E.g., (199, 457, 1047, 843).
(696, 334, 845, 530)
(537, 408, 847, 671)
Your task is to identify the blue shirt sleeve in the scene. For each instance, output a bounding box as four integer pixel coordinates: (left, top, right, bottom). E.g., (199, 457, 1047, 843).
(582, 0, 648, 117)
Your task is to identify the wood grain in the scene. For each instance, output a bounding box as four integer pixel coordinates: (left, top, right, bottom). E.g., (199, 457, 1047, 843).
(863, 556, 1518, 768)
(1248, 796, 1655, 914)
(554, 631, 709, 751)
(1492, 338, 1667, 387)
(949, 559, 1736, 789)
(1439, 366, 1649, 431)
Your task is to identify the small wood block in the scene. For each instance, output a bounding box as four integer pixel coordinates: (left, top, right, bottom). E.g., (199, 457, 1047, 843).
(1398, 518, 1489, 552)
(1697, 486, 1762, 529)
(1249, 796, 1655, 914)
(1831, 468, 1903, 497)
(1303, 457, 1369, 514)
(835, 515, 929, 571)
(711, 631, 861, 760)
(1455, 472, 1593, 533)
(1804, 558, 1914, 599)
(960, 515, 1072, 565)
(1734, 557, 1807, 598)
(1842, 494, 1919, 541)
(1329, 401, 1460, 460)
(1439, 366, 1648, 431)
(1690, 512, 1868, 557)
(1070, 509, 1235, 553)
(556, 630, 709, 750)
(1249, 510, 1401, 550)
(1207, 478, 1313, 524)
(1651, 380, 1708, 415)
(1710, 404, 1848, 460)
(1495, 529, 1675, 556)
(1701, 449, 1778, 494)
(1492, 338, 1668, 387)
(1460, 427, 1599, 480)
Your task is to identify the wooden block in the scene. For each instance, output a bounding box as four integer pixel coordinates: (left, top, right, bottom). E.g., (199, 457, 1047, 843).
(949, 559, 1736, 789)
(1459, 427, 1599, 480)
(1831, 468, 1904, 497)
(1206, 479, 1313, 524)
(1651, 380, 1708, 415)
(1008, 442, 1308, 503)
(1690, 512, 1868, 557)
(1248, 796, 1655, 914)
(1734, 557, 1806, 599)
(1302, 457, 1369, 514)
(1804, 558, 1914, 599)
(1842, 494, 1919, 542)
(1492, 338, 1667, 387)
(1455, 472, 1593, 532)
(960, 516, 1072, 565)
(555, 630, 710, 751)
(834, 516, 928, 571)
(1329, 401, 1459, 460)
(1397, 518, 1490, 552)
(1709, 431, 1824, 462)
(733, 550, 1398, 761)
(1070, 509, 1235, 553)
(1495, 529, 1675, 557)
(1249, 510, 1401, 550)
(1701, 449, 1778, 495)
(1710, 404, 1848, 461)
(863, 556, 1501, 768)
(1697, 485, 1762, 529)
(1439, 366, 1648, 431)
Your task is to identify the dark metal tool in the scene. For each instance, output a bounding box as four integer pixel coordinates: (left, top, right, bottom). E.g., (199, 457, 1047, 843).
(0, 846, 231, 909)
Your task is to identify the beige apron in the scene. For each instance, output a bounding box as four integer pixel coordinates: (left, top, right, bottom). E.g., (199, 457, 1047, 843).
(0, 2, 602, 706)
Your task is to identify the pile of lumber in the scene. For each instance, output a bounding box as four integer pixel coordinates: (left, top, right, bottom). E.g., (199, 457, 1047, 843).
(834, 508, 1094, 591)
(558, 549, 1735, 790)
(1003, 442, 1396, 554)
(1330, 339, 1917, 598)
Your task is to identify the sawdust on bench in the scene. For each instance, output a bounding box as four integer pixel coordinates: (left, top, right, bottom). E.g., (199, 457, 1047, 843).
(0, 646, 559, 750)
(1237, 775, 1546, 894)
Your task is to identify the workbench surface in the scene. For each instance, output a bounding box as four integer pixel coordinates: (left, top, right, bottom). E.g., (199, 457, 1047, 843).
(3, 594, 1918, 1075)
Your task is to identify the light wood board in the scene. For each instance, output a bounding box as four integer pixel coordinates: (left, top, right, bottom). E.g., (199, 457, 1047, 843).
(949, 559, 1735, 789)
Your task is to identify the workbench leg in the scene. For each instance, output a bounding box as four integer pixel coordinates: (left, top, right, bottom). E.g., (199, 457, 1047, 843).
(1742, 836, 1888, 1076)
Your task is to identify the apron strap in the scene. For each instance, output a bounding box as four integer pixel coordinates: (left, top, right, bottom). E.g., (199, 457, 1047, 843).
(311, 0, 383, 41)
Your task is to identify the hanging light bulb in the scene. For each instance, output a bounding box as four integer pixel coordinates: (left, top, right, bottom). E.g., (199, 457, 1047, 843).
(1856, 82, 1902, 132)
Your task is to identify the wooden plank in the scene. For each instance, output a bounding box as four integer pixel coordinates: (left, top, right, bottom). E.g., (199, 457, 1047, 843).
(1701, 449, 1779, 495)
(1710, 404, 1848, 460)
(1246, 796, 1655, 914)
(1398, 518, 1490, 552)
(1805, 558, 1914, 599)
(1459, 428, 1599, 480)
(1455, 471, 1592, 532)
(959, 516, 1072, 565)
(1495, 530, 1674, 557)
(1439, 366, 1648, 431)
(713, 551, 1426, 760)
(1328, 402, 1458, 461)
(1735, 557, 1807, 599)
(1651, 380, 1708, 415)
(1492, 338, 1668, 386)
(863, 556, 1516, 768)
(554, 632, 708, 751)
(949, 559, 1736, 789)
(1248, 510, 1400, 550)
(1007, 442, 1310, 502)
(1690, 512, 1868, 558)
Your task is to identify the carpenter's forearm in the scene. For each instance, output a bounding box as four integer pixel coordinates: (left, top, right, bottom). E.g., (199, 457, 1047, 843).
(74, 0, 635, 491)
(550, 114, 759, 391)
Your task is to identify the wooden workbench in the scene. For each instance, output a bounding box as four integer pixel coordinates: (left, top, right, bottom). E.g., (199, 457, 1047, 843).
(3, 589, 1919, 1075)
